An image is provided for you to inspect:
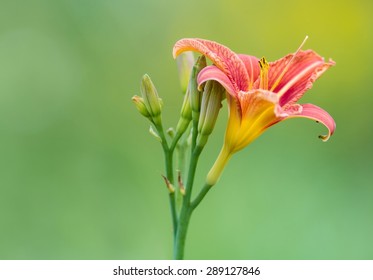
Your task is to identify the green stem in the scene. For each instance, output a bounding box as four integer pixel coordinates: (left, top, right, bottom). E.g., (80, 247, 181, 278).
(164, 150, 178, 237)
(173, 110, 201, 259)
(156, 124, 178, 237)
(190, 183, 213, 211)
(170, 131, 182, 154)
(173, 145, 203, 259)
(173, 208, 192, 259)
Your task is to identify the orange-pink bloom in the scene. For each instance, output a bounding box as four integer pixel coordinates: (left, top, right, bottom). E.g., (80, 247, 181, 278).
(173, 38, 336, 185)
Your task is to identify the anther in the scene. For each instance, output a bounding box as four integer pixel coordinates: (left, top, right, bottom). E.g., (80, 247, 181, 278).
(259, 57, 269, 90)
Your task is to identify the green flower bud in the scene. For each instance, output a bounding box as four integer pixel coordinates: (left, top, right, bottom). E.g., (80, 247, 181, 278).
(176, 52, 195, 94)
(189, 56, 207, 123)
(175, 87, 192, 135)
(132, 95, 151, 118)
(174, 56, 206, 137)
(197, 80, 225, 148)
(166, 127, 175, 138)
(140, 74, 163, 126)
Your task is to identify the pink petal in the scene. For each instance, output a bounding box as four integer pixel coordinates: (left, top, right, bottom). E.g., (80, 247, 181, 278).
(285, 103, 336, 141)
(237, 54, 260, 88)
(173, 38, 249, 91)
(266, 50, 335, 106)
(197, 66, 237, 97)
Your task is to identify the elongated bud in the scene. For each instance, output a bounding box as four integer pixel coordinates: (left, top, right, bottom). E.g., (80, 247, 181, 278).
(132, 95, 151, 118)
(190, 56, 207, 123)
(175, 56, 206, 136)
(140, 74, 163, 126)
(175, 86, 192, 135)
(176, 52, 195, 93)
(197, 80, 225, 148)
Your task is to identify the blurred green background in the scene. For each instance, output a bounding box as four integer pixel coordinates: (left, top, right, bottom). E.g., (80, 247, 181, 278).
(0, 0, 372, 259)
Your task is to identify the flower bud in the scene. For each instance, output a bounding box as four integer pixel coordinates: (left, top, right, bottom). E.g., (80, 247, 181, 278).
(189, 56, 207, 123)
(197, 80, 225, 148)
(175, 87, 192, 135)
(140, 74, 163, 125)
(175, 56, 206, 136)
(132, 95, 151, 118)
(167, 127, 175, 138)
(176, 52, 195, 94)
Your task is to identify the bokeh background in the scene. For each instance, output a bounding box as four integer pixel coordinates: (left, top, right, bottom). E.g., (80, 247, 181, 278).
(0, 0, 372, 259)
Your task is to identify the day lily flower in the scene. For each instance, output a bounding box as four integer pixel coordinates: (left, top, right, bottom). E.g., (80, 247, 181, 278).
(173, 37, 336, 185)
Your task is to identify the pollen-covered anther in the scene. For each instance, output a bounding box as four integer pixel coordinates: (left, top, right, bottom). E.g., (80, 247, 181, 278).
(258, 57, 269, 90)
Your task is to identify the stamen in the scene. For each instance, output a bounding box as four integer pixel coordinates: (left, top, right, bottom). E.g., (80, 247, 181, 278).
(259, 57, 269, 90)
(270, 36, 309, 92)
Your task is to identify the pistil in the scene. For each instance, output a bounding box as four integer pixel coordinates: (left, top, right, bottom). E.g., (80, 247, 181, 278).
(270, 36, 309, 93)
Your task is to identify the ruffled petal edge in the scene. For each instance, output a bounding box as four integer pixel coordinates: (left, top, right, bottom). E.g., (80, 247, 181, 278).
(284, 103, 336, 141)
